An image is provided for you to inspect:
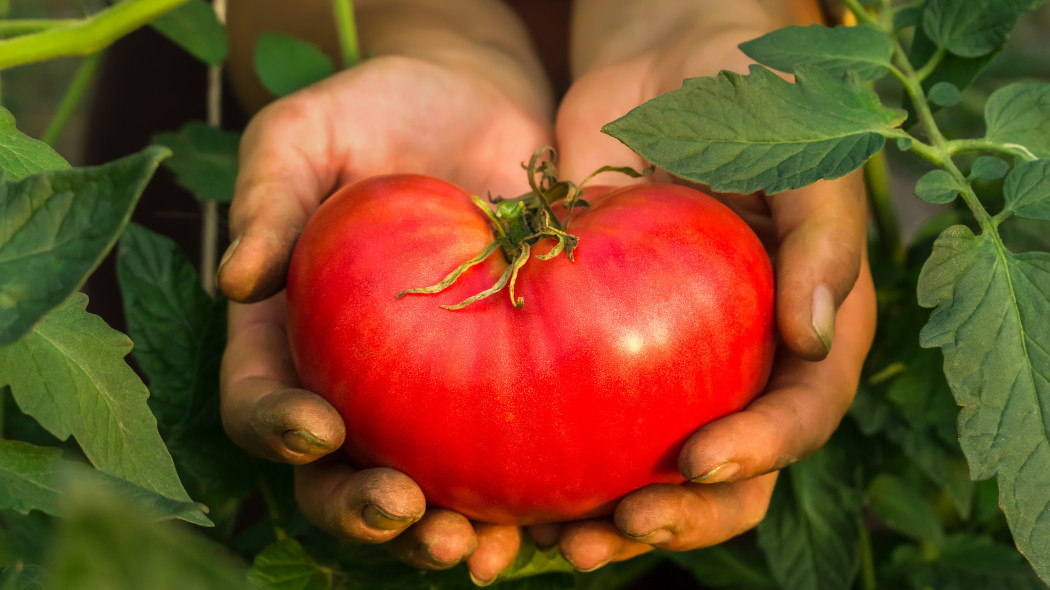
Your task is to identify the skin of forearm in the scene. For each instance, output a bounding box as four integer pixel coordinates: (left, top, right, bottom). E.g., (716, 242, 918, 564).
(226, 0, 552, 117)
(569, 0, 822, 79)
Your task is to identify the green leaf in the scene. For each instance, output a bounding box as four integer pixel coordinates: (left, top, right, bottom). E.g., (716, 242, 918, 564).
(917, 225, 1050, 582)
(985, 82, 1050, 159)
(604, 65, 904, 195)
(45, 488, 246, 590)
(116, 223, 216, 427)
(150, 0, 228, 66)
(0, 294, 209, 527)
(922, 0, 1036, 57)
(247, 538, 335, 590)
(970, 156, 1010, 181)
(886, 423, 975, 519)
(867, 473, 944, 543)
(891, 534, 1045, 590)
(0, 146, 169, 347)
(152, 122, 239, 203)
(739, 24, 893, 81)
(253, 33, 335, 97)
(928, 81, 961, 107)
(0, 107, 69, 182)
(494, 538, 576, 585)
(757, 442, 862, 590)
(914, 169, 962, 204)
(0, 439, 207, 523)
(1001, 159, 1050, 221)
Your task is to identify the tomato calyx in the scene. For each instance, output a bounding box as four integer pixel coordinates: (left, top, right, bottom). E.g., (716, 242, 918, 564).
(396, 147, 650, 310)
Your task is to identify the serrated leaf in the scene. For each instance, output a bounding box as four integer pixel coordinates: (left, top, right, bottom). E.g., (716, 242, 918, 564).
(152, 122, 239, 203)
(887, 423, 975, 518)
(0, 146, 169, 347)
(891, 534, 1044, 590)
(0, 294, 209, 527)
(868, 473, 944, 543)
(928, 81, 961, 107)
(0, 108, 69, 181)
(150, 0, 228, 66)
(1002, 159, 1050, 221)
(253, 33, 335, 97)
(116, 223, 216, 426)
(247, 538, 334, 590)
(914, 169, 962, 204)
(739, 24, 893, 81)
(985, 83, 1050, 159)
(923, 0, 1035, 58)
(46, 489, 245, 590)
(757, 442, 862, 590)
(603, 65, 904, 194)
(917, 225, 1050, 582)
(970, 156, 1009, 181)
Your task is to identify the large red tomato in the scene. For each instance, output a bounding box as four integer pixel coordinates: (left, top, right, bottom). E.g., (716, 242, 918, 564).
(285, 174, 775, 525)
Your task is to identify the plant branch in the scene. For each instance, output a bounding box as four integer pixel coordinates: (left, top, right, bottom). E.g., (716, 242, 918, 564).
(0, 0, 190, 69)
(42, 51, 104, 146)
(914, 47, 946, 81)
(200, 0, 227, 297)
(949, 139, 1039, 162)
(331, 0, 360, 69)
(0, 19, 77, 39)
(864, 148, 904, 266)
(842, 0, 879, 27)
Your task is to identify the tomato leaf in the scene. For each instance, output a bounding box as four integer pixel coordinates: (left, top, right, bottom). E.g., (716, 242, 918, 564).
(0, 146, 168, 347)
(666, 545, 776, 589)
(116, 224, 254, 508)
(150, 0, 228, 67)
(739, 24, 893, 81)
(922, 0, 1038, 58)
(756, 441, 862, 590)
(603, 65, 905, 194)
(45, 488, 245, 590)
(928, 81, 961, 107)
(917, 225, 1050, 582)
(984, 83, 1050, 159)
(889, 534, 1045, 590)
(0, 107, 69, 181)
(248, 538, 337, 590)
(1001, 159, 1050, 221)
(253, 33, 335, 97)
(0, 294, 210, 527)
(493, 538, 575, 586)
(970, 156, 1009, 181)
(914, 169, 962, 204)
(152, 122, 239, 203)
(867, 473, 944, 543)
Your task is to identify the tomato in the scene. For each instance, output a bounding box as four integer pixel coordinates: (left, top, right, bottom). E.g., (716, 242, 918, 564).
(285, 174, 775, 525)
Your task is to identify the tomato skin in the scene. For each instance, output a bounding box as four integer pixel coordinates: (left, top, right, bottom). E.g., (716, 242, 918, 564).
(286, 174, 775, 525)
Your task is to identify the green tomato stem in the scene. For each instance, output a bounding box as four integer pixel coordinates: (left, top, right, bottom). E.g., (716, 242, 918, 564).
(41, 50, 104, 146)
(949, 138, 1039, 162)
(0, 0, 190, 69)
(331, 0, 360, 68)
(842, 0, 878, 26)
(864, 148, 905, 267)
(0, 19, 77, 39)
(914, 47, 946, 82)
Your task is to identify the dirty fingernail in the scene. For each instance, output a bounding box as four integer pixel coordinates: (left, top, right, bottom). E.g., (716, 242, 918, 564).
(625, 527, 673, 545)
(282, 429, 335, 455)
(690, 461, 741, 484)
(362, 503, 416, 531)
(469, 572, 496, 587)
(812, 283, 835, 355)
(218, 237, 241, 274)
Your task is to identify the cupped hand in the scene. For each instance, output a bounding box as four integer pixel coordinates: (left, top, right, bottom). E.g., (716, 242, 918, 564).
(218, 55, 552, 582)
(547, 31, 877, 570)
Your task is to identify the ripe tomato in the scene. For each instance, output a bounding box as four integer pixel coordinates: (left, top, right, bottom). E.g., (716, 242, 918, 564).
(286, 174, 775, 525)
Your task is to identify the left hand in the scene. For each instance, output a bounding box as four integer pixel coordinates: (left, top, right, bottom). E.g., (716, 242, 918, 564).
(534, 4, 877, 570)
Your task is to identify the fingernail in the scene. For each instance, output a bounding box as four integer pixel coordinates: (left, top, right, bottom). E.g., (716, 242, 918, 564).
(217, 237, 241, 275)
(812, 284, 835, 355)
(574, 560, 609, 573)
(690, 461, 741, 484)
(469, 572, 496, 587)
(282, 429, 335, 455)
(362, 503, 416, 531)
(624, 527, 673, 545)
(421, 545, 461, 567)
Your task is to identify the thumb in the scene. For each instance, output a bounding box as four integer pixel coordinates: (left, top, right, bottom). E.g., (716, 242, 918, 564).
(218, 96, 341, 303)
(768, 173, 867, 360)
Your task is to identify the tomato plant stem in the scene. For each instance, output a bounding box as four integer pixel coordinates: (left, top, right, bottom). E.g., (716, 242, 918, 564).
(331, 0, 360, 69)
(41, 50, 103, 146)
(200, 0, 227, 297)
(0, 0, 190, 69)
(949, 138, 1039, 162)
(863, 148, 904, 267)
(0, 19, 77, 39)
(842, 0, 877, 26)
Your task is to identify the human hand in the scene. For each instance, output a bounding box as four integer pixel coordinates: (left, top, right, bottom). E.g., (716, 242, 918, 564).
(218, 52, 552, 583)
(544, 0, 877, 570)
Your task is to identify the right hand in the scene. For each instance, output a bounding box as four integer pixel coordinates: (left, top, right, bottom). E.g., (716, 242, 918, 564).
(218, 55, 552, 583)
